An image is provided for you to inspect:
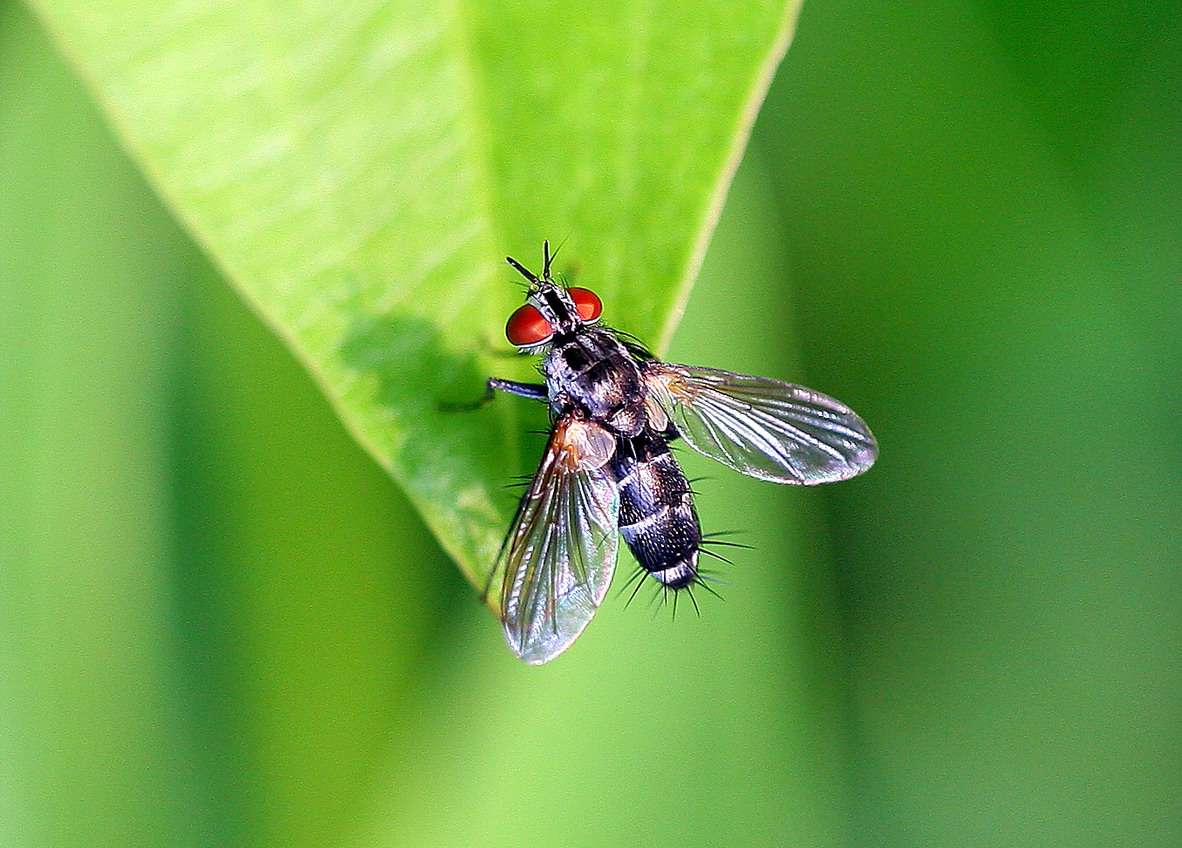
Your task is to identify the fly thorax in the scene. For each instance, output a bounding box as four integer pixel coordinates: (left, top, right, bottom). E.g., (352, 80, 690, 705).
(543, 333, 645, 434)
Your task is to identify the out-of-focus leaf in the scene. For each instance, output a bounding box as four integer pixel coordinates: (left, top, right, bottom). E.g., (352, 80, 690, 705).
(0, 5, 204, 844)
(759, 2, 1182, 846)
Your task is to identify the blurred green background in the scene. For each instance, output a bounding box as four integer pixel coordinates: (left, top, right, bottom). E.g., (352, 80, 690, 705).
(3, 1, 1179, 846)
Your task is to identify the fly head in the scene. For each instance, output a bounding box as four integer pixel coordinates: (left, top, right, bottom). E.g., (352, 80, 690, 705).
(504, 241, 603, 349)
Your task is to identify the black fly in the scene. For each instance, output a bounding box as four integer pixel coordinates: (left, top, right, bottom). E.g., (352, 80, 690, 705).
(469, 242, 877, 664)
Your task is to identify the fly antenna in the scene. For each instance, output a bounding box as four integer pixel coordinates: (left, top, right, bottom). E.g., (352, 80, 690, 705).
(505, 254, 539, 285)
(546, 236, 571, 282)
(542, 240, 554, 280)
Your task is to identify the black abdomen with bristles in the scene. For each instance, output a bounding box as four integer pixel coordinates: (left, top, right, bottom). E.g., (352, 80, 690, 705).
(609, 432, 701, 588)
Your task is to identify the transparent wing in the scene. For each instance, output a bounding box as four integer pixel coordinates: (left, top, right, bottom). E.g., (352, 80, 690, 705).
(646, 363, 877, 485)
(498, 416, 620, 665)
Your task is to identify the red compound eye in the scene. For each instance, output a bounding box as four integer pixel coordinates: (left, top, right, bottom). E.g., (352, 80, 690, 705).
(568, 287, 602, 322)
(505, 303, 554, 346)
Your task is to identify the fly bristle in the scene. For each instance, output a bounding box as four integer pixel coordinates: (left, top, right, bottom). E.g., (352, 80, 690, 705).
(664, 574, 716, 619)
(618, 566, 648, 609)
(501, 473, 536, 491)
(684, 569, 727, 603)
(648, 583, 668, 617)
(699, 539, 754, 551)
(623, 564, 725, 615)
(694, 575, 726, 601)
(695, 566, 729, 581)
(617, 565, 647, 594)
(699, 547, 735, 566)
(624, 578, 647, 610)
(609, 328, 654, 359)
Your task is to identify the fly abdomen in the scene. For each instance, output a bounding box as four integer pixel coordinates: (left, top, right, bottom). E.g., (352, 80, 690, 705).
(610, 433, 701, 589)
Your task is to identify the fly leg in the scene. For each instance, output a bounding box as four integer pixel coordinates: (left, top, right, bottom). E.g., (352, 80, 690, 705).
(439, 378, 547, 412)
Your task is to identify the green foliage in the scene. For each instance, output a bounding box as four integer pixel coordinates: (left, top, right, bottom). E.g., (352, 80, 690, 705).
(28, 0, 799, 590)
(759, 2, 1182, 843)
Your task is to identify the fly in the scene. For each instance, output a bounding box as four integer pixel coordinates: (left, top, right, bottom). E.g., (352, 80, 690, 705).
(468, 242, 877, 664)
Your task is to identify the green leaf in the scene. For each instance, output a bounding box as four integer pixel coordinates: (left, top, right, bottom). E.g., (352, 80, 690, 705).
(29, 0, 800, 594)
